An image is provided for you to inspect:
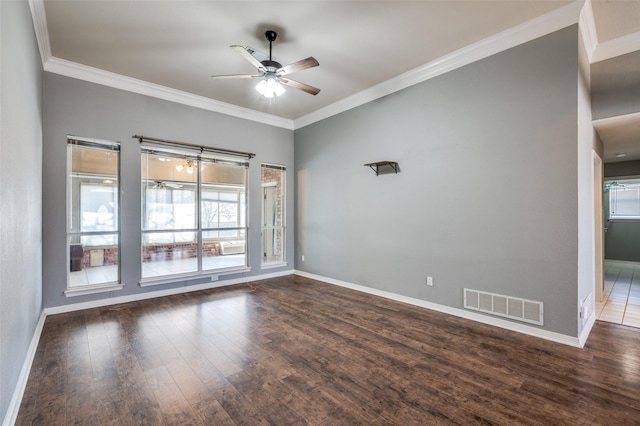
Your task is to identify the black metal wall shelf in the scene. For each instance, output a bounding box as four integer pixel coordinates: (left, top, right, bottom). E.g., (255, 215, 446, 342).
(364, 161, 399, 176)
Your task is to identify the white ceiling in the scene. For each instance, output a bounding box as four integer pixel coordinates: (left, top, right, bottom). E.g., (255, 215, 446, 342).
(34, 1, 640, 159)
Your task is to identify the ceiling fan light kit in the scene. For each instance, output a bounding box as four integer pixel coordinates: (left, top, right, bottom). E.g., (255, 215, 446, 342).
(175, 159, 195, 173)
(212, 30, 320, 98)
(256, 76, 285, 98)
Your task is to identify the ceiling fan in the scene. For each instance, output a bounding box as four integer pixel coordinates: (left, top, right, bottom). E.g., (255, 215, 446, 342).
(211, 30, 320, 98)
(152, 181, 183, 189)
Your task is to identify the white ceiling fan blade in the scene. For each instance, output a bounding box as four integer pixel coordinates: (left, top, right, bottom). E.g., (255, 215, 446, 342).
(280, 78, 320, 96)
(231, 45, 267, 72)
(210, 74, 262, 79)
(278, 57, 319, 76)
(166, 183, 183, 189)
(246, 46, 269, 63)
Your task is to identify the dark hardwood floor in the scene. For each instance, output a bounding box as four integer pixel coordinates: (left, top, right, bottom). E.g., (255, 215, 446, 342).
(16, 275, 640, 425)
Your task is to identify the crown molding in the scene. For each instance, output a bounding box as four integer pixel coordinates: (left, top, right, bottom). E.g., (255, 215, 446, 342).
(591, 30, 640, 63)
(27, 0, 51, 67)
(293, 0, 584, 129)
(44, 58, 294, 129)
(32, 0, 636, 130)
(28, 0, 292, 129)
(579, 0, 598, 61)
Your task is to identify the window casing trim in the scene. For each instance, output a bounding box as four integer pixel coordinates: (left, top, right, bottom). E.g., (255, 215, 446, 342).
(261, 163, 286, 266)
(65, 283, 125, 297)
(66, 136, 123, 290)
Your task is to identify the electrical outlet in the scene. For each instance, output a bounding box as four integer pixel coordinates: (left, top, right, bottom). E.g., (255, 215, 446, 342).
(301, 255, 305, 262)
(427, 276, 433, 286)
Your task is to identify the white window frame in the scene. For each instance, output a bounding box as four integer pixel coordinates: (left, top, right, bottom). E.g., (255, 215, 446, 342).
(140, 147, 251, 285)
(65, 136, 124, 297)
(261, 163, 287, 269)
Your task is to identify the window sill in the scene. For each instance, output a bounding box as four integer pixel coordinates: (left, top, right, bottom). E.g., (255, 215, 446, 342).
(261, 261, 288, 270)
(65, 282, 125, 297)
(608, 218, 640, 222)
(139, 266, 252, 287)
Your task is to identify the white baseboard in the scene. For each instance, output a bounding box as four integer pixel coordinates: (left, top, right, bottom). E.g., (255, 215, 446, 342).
(3, 311, 47, 426)
(294, 270, 583, 348)
(45, 269, 294, 316)
(579, 312, 597, 348)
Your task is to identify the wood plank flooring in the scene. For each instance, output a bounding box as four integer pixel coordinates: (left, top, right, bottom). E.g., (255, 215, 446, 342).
(16, 275, 640, 425)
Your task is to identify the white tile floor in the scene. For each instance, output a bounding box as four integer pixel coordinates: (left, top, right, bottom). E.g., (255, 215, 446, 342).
(596, 260, 640, 328)
(69, 254, 246, 288)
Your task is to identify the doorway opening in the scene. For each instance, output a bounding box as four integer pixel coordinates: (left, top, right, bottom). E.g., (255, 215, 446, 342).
(596, 167, 640, 328)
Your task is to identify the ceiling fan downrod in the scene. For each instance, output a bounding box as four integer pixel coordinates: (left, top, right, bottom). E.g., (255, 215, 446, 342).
(265, 30, 277, 61)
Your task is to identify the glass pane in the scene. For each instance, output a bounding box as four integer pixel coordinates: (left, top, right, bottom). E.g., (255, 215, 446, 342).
(68, 234, 119, 288)
(142, 152, 197, 183)
(203, 230, 247, 271)
(612, 186, 640, 217)
(69, 144, 118, 233)
(261, 168, 284, 227)
(201, 160, 247, 231)
(263, 227, 284, 263)
(261, 165, 285, 263)
(263, 186, 278, 227)
(142, 231, 198, 278)
(80, 183, 117, 232)
(142, 184, 196, 230)
(142, 152, 197, 230)
(201, 160, 247, 187)
(68, 141, 119, 289)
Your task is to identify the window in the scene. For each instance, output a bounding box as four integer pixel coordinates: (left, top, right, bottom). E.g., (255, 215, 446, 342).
(141, 149, 248, 281)
(608, 179, 640, 220)
(261, 164, 286, 266)
(66, 136, 121, 294)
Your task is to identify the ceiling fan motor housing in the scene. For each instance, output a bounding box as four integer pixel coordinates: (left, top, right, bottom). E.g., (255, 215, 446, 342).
(261, 60, 283, 72)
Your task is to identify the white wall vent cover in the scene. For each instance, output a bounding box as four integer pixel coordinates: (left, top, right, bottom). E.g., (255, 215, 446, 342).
(464, 288, 543, 326)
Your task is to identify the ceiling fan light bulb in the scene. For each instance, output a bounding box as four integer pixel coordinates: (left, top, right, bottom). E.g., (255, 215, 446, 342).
(257, 76, 284, 98)
(256, 79, 267, 95)
(265, 78, 278, 98)
(187, 167, 193, 174)
(274, 82, 285, 97)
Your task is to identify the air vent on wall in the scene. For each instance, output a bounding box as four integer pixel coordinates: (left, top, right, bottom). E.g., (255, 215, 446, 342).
(464, 288, 543, 326)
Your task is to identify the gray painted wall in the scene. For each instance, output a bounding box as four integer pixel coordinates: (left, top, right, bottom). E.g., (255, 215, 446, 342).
(295, 26, 581, 336)
(42, 73, 294, 308)
(591, 50, 640, 120)
(0, 1, 43, 422)
(603, 194, 640, 262)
